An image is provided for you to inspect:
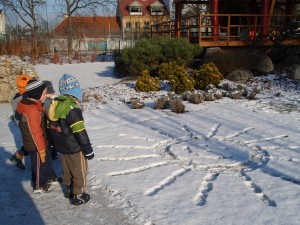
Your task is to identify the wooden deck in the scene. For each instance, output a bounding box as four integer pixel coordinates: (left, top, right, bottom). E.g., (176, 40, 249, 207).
(198, 38, 300, 47)
(151, 14, 300, 47)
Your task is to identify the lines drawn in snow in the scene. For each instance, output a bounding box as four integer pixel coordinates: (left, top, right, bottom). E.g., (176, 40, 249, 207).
(97, 123, 300, 207)
(98, 154, 159, 161)
(144, 166, 192, 196)
(107, 161, 167, 176)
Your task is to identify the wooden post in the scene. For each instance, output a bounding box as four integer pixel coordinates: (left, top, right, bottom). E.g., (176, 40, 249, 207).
(174, 2, 182, 37)
(262, 0, 271, 40)
(211, 0, 219, 41)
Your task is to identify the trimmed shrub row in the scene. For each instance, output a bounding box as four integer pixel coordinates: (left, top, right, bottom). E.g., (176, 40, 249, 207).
(135, 62, 223, 94)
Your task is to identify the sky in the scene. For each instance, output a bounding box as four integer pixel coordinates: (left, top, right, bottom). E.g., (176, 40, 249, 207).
(45, 0, 117, 27)
(0, 61, 300, 225)
(3, 0, 117, 28)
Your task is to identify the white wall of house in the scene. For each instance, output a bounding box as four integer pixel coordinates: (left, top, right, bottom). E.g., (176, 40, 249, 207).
(0, 11, 6, 36)
(50, 37, 134, 54)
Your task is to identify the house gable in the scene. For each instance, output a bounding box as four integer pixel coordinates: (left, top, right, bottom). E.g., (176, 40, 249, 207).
(128, 1, 143, 15)
(118, 0, 169, 17)
(117, 0, 169, 32)
(150, 1, 164, 15)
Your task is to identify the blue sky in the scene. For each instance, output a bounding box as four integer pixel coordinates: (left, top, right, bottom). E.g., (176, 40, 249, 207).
(44, 0, 117, 23)
(4, 0, 116, 27)
(3, 1, 58, 26)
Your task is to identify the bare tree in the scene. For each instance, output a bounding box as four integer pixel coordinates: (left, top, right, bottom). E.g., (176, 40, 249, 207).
(0, 0, 46, 61)
(54, 0, 116, 61)
(183, 4, 208, 18)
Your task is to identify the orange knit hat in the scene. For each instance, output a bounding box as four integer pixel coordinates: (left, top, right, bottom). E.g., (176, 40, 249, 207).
(16, 74, 31, 94)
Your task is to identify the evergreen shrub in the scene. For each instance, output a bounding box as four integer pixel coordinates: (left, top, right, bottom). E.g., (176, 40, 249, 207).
(153, 37, 202, 66)
(158, 62, 194, 94)
(115, 37, 202, 77)
(192, 62, 223, 90)
(115, 40, 161, 77)
(135, 70, 161, 92)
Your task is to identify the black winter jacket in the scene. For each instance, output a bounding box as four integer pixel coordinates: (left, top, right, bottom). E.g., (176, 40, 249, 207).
(47, 95, 93, 156)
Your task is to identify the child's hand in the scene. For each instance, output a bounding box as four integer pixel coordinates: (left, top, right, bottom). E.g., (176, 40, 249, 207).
(82, 145, 94, 160)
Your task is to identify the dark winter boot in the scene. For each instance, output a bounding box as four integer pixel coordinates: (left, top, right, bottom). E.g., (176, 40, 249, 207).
(71, 192, 90, 206)
(10, 152, 25, 170)
(65, 185, 74, 199)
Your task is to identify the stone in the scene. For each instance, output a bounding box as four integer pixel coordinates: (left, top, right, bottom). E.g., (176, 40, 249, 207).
(253, 55, 274, 73)
(0, 55, 39, 102)
(131, 98, 145, 109)
(190, 90, 205, 104)
(230, 90, 243, 99)
(226, 69, 253, 83)
(288, 64, 300, 80)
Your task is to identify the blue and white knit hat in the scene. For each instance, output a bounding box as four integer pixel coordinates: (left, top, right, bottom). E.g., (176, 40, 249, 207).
(59, 74, 82, 101)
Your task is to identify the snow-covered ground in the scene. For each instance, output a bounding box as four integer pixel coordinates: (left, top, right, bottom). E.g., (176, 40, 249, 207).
(0, 62, 299, 225)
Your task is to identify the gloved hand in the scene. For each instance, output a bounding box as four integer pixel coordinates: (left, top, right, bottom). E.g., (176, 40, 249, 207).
(82, 144, 94, 160)
(39, 149, 46, 163)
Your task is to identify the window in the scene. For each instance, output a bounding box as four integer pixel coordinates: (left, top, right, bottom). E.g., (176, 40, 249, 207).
(129, 3, 142, 16)
(151, 5, 163, 15)
(88, 41, 107, 51)
(152, 6, 162, 13)
(125, 22, 131, 31)
(130, 6, 142, 13)
(135, 22, 140, 30)
(144, 21, 150, 27)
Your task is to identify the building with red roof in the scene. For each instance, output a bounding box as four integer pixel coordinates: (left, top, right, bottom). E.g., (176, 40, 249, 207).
(52, 16, 122, 53)
(53, 16, 121, 38)
(51, 1, 171, 53)
(117, 0, 170, 37)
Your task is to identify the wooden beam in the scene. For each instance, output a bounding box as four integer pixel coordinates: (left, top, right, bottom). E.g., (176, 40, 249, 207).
(173, 0, 209, 4)
(269, 0, 276, 15)
(173, 0, 300, 5)
(200, 39, 300, 47)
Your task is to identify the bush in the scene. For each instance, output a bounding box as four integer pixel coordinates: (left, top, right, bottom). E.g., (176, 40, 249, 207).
(169, 72, 195, 94)
(158, 62, 194, 94)
(154, 96, 170, 109)
(135, 70, 161, 92)
(115, 40, 161, 77)
(170, 98, 185, 113)
(115, 37, 202, 77)
(192, 62, 223, 90)
(158, 62, 183, 80)
(152, 37, 202, 66)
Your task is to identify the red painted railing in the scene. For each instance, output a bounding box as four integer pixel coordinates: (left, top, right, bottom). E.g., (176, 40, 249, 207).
(151, 14, 300, 47)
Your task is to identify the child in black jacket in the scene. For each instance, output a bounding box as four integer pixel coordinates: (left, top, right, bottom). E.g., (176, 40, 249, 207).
(47, 74, 94, 205)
